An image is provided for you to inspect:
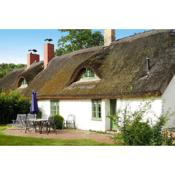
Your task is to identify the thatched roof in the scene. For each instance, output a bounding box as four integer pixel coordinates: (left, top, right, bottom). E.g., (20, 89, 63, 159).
(1, 29, 175, 99)
(0, 68, 24, 91)
(21, 29, 175, 99)
(0, 61, 43, 91)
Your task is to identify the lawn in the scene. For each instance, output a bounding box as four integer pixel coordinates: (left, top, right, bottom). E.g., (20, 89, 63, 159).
(0, 126, 112, 146)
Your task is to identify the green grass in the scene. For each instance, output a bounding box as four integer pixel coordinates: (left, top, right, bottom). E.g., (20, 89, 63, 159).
(0, 125, 112, 146)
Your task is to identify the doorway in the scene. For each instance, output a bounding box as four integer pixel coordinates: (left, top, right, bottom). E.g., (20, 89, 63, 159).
(109, 99, 117, 130)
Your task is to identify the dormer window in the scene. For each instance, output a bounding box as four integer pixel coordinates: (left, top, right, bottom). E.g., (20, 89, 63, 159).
(74, 68, 100, 83)
(18, 78, 28, 88)
(69, 67, 101, 85)
(21, 79, 27, 86)
(81, 68, 95, 78)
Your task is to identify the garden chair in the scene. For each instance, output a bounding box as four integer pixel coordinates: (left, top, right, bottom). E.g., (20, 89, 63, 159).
(25, 113, 37, 132)
(27, 113, 36, 120)
(13, 114, 27, 128)
(65, 114, 76, 129)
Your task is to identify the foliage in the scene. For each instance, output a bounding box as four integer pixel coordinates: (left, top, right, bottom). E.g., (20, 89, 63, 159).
(151, 115, 174, 145)
(55, 29, 104, 56)
(36, 109, 42, 119)
(0, 91, 30, 124)
(0, 63, 25, 79)
(122, 116, 153, 145)
(108, 102, 174, 145)
(53, 114, 64, 129)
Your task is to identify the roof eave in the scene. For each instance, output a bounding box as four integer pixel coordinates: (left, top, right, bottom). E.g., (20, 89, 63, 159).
(37, 91, 161, 100)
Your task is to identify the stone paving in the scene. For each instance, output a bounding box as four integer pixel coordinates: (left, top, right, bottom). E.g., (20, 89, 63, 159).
(5, 127, 114, 144)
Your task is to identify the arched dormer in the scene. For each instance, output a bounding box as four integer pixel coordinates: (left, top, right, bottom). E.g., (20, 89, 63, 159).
(69, 67, 101, 84)
(18, 77, 28, 88)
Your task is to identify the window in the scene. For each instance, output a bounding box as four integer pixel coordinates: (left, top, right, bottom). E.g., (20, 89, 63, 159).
(21, 79, 27, 85)
(18, 78, 28, 88)
(50, 100, 59, 116)
(92, 99, 102, 120)
(81, 68, 94, 78)
(74, 67, 100, 83)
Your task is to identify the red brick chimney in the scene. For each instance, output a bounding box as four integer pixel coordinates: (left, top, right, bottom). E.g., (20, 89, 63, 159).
(44, 43, 54, 69)
(27, 53, 40, 68)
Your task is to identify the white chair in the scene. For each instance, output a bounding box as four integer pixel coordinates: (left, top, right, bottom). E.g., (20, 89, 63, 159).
(25, 114, 37, 132)
(65, 114, 76, 129)
(13, 114, 27, 128)
(27, 113, 36, 120)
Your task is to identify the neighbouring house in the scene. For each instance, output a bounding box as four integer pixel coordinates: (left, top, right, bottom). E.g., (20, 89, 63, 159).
(1, 29, 175, 131)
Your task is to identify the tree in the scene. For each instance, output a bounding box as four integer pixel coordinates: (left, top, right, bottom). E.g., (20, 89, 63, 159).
(55, 29, 104, 56)
(0, 63, 25, 79)
(0, 91, 30, 124)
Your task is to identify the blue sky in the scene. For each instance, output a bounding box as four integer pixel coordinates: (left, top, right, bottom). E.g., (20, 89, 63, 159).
(0, 29, 148, 64)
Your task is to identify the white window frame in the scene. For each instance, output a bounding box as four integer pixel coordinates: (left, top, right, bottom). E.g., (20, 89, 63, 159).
(92, 99, 102, 121)
(50, 100, 59, 116)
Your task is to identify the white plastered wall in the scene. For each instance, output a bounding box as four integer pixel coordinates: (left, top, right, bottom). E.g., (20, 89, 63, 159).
(38, 100, 50, 119)
(162, 75, 175, 128)
(59, 99, 109, 131)
(116, 98, 162, 125)
(38, 99, 110, 131)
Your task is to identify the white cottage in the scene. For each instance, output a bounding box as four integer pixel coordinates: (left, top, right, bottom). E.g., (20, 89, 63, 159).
(1, 29, 175, 131)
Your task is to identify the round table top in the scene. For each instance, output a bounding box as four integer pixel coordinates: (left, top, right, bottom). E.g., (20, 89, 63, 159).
(29, 118, 48, 122)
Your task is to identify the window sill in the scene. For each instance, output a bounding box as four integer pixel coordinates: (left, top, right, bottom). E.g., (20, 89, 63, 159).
(91, 118, 102, 121)
(77, 78, 100, 83)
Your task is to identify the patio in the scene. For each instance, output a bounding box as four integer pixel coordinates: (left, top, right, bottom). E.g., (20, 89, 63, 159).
(4, 127, 114, 145)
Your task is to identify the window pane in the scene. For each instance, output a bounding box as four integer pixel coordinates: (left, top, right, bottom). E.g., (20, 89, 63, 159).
(92, 100, 101, 119)
(51, 101, 59, 116)
(81, 68, 95, 79)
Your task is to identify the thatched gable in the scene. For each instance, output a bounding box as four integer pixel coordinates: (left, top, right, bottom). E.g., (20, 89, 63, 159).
(0, 61, 43, 91)
(2, 29, 175, 99)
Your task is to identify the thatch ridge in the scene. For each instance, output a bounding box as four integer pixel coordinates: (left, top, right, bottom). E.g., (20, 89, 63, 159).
(112, 29, 172, 44)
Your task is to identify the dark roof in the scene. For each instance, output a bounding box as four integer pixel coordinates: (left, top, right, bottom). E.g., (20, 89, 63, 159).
(0, 61, 43, 91)
(21, 29, 175, 99)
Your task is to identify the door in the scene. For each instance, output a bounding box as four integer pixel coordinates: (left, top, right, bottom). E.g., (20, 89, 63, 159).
(109, 99, 117, 130)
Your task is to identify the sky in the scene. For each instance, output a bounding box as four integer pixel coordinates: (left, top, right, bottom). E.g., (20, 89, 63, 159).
(0, 29, 148, 64)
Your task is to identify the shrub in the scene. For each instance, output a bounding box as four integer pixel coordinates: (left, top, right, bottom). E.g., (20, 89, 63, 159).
(0, 91, 30, 124)
(37, 109, 42, 119)
(108, 102, 174, 146)
(122, 116, 153, 145)
(151, 114, 173, 145)
(53, 114, 64, 129)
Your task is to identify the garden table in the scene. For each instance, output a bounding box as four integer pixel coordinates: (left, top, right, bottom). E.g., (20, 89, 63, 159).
(29, 118, 48, 134)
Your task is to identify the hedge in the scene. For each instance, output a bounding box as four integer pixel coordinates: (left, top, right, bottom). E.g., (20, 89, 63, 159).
(0, 91, 30, 124)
